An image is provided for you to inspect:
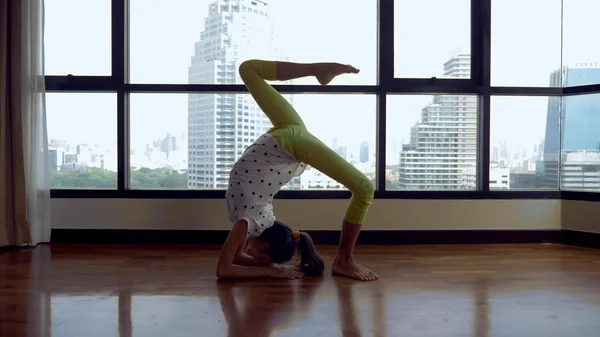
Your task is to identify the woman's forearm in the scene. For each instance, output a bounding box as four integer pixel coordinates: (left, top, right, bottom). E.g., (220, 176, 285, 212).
(233, 253, 270, 266)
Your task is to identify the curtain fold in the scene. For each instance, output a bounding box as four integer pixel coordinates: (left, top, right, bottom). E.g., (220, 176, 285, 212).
(0, 0, 51, 247)
(21, 0, 51, 245)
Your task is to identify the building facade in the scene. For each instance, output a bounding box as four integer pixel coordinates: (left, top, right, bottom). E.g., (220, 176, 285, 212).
(399, 54, 477, 189)
(187, 0, 296, 189)
(543, 65, 600, 190)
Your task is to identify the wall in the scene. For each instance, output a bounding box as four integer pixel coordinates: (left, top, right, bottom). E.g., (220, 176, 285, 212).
(51, 199, 562, 231)
(562, 200, 600, 233)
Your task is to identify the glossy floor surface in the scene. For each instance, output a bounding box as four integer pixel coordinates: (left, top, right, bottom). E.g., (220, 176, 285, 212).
(1, 244, 600, 337)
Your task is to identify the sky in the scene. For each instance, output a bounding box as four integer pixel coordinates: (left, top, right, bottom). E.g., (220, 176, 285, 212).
(43, 0, 600, 166)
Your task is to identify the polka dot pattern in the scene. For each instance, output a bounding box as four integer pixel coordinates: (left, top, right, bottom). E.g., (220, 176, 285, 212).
(225, 133, 307, 236)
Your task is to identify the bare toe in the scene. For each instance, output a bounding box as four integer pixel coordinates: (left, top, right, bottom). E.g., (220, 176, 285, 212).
(332, 260, 378, 282)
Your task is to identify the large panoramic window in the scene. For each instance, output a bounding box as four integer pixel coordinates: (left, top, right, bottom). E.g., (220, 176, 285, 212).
(44, 0, 600, 197)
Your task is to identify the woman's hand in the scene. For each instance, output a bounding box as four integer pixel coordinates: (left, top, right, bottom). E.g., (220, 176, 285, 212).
(268, 264, 304, 279)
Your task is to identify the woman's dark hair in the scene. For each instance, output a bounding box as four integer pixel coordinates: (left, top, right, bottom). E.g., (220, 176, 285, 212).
(260, 220, 324, 276)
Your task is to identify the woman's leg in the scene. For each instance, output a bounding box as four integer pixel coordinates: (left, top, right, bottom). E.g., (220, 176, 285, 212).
(290, 132, 378, 281)
(238, 60, 306, 128)
(238, 59, 359, 128)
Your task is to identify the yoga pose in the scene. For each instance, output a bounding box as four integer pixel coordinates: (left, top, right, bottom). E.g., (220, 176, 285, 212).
(216, 59, 378, 281)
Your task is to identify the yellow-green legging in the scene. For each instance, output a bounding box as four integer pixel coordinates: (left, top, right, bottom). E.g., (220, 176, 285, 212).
(238, 59, 374, 225)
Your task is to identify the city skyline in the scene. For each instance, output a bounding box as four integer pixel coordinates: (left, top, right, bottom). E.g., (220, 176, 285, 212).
(45, 60, 600, 189)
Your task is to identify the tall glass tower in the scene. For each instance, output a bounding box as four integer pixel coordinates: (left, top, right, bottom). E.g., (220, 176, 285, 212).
(543, 65, 600, 189)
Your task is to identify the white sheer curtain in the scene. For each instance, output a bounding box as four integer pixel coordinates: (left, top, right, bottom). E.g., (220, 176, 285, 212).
(21, 0, 51, 245)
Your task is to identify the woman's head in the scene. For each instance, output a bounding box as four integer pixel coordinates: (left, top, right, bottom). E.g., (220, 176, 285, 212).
(255, 220, 324, 276)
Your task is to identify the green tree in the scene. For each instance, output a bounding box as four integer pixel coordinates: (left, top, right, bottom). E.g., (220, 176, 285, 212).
(50, 167, 188, 189)
(52, 168, 393, 190)
(51, 168, 117, 188)
(130, 167, 187, 189)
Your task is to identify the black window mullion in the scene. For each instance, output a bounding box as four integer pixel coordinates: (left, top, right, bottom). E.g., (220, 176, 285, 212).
(470, 0, 483, 88)
(476, 0, 492, 192)
(376, 0, 394, 192)
(112, 0, 128, 190)
(378, 0, 394, 88)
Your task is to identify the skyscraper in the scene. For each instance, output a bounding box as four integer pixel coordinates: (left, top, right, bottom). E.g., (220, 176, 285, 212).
(399, 54, 477, 189)
(336, 146, 347, 161)
(49, 149, 58, 171)
(492, 145, 499, 163)
(359, 141, 369, 163)
(331, 138, 347, 161)
(187, 0, 293, 189)
(543, 65, 600, 190)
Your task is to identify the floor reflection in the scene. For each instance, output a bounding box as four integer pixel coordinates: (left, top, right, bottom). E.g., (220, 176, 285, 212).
(2, 244, 600, 337)
(51, 295, 118, 337)
(218, 279, 323, 337)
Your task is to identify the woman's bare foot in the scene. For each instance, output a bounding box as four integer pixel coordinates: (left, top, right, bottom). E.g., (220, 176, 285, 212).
(332, 257, 378, 281)
(315, 63, 359, 85)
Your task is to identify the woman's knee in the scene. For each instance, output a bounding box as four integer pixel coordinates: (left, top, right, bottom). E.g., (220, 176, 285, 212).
(238, 59, 256, 77)
(345, 176, 374, 225)
(352, 175, 375, 202)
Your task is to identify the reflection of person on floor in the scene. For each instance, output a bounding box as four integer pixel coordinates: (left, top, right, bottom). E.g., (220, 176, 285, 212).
(216, 59, 378, 282)
(335, 280, 364, 337)
(217, 280, 323, 337)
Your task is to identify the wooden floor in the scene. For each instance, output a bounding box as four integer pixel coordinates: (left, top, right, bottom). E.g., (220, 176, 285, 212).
(1, 244, 600, 337)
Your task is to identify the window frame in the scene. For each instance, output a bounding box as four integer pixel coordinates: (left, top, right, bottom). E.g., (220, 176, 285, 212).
(47, 0, 600, 200)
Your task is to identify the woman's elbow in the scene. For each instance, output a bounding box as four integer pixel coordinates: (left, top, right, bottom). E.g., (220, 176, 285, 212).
(216, 265, 229, 279)
(216, 253, 235, 278)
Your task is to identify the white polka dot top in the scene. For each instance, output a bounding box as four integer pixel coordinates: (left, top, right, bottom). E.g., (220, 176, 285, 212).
(225, 133, 306, 236)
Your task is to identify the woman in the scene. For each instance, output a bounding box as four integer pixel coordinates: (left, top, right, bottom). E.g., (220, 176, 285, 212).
(216, 59, 378, 281)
